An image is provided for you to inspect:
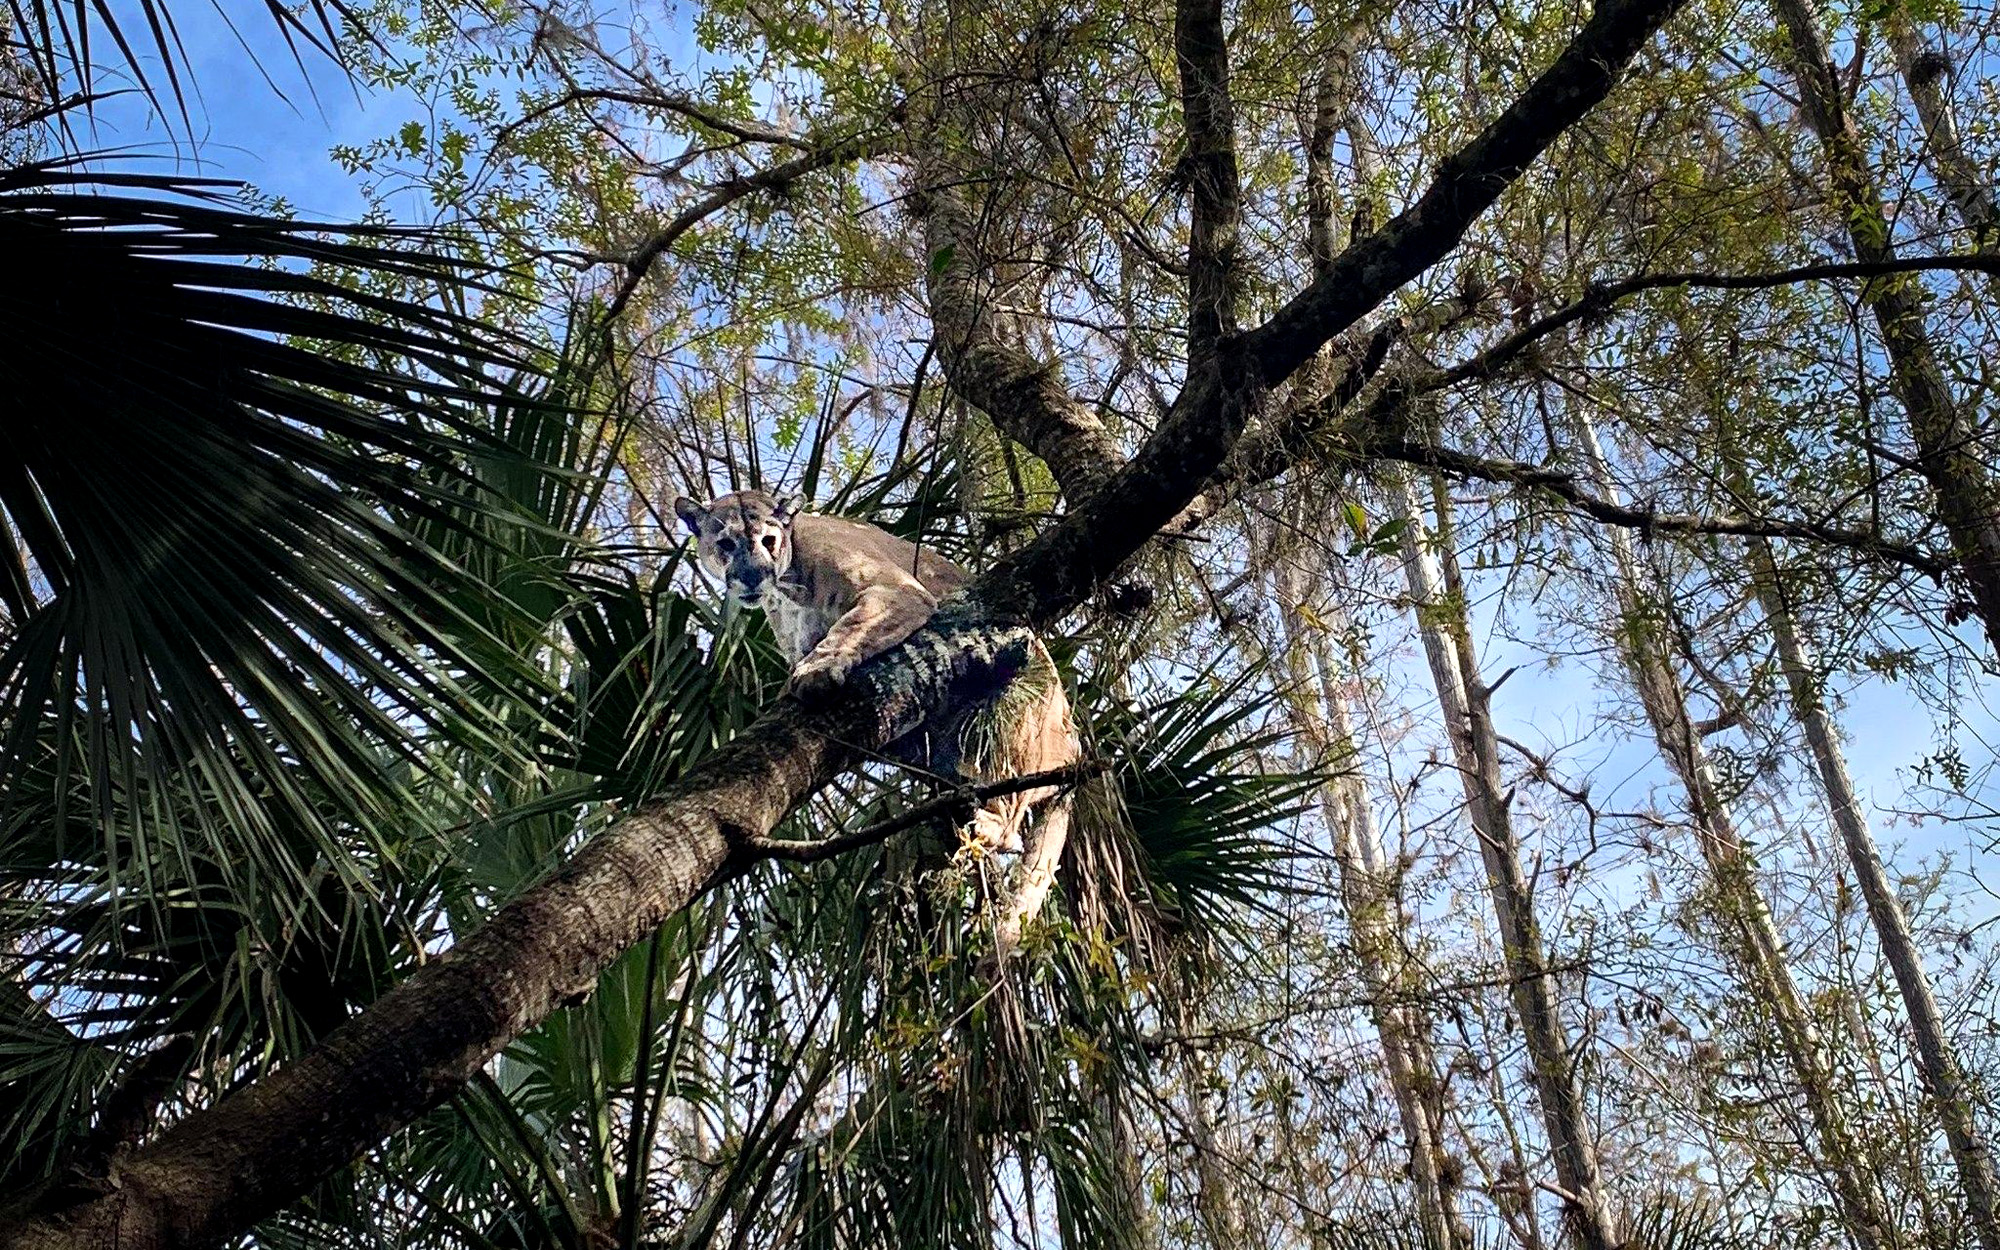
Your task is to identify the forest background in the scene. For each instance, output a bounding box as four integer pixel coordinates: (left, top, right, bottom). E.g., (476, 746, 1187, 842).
(3, 0, 2000, 1244)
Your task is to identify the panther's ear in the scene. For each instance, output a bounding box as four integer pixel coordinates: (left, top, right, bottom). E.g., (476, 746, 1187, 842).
(672, 496, 706, 534)
(772, 493, 801, 523)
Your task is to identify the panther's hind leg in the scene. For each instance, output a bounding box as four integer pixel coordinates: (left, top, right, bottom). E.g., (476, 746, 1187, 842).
(981, 646, 1081, 958)
(968, 644, 1080, 848)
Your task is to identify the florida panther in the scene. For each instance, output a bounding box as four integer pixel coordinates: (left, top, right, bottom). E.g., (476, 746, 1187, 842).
(673, 489, 1078, 864)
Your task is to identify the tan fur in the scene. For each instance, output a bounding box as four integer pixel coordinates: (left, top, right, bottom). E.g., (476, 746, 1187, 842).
(675, 489, 1077, 860)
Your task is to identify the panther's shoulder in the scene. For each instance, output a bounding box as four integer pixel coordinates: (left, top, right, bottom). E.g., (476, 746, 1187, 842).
(790, 513, 969, 600)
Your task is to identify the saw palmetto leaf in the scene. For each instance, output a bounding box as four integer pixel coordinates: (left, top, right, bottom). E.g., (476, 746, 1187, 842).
(0, 201, 639, 1194)
(0, 158, 560, 900)
(4, 0, 364, 128)
(1080, 662, 1313, 945)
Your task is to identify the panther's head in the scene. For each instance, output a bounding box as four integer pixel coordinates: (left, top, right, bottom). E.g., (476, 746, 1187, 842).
(673, 489, 799, 608)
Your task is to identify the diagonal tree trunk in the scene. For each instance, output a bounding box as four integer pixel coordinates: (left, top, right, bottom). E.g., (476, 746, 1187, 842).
(1568, 407, 1899, 1249)
(1392, 470, 1621, 1250)
(1270, 516, 1461, 1249)
(1771, 0, 2000, 656)
(1743, 525, 2000, 1250)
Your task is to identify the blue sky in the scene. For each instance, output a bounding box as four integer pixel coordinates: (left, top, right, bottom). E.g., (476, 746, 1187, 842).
(77, 6, 399, 220)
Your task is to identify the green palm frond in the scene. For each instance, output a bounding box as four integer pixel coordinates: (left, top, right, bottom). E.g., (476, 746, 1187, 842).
(557, 561, 777, 799)
(0, 160, 563, 893)
(0, 301, 647, 1195)
(397, 321, 627, 654)
(722, 825, 1161, 1250)
(0, 976, 114, 1192)
(821, 451, 969, 560)
(1080, 663, 1313, 945)
(5, 0, 362, 126)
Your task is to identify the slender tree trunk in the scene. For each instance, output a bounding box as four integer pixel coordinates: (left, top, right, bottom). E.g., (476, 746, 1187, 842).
(1392, 472, 1621, 1250)
(1883, 15, 2000, 254)
(1772, 0, 2000, 655)
(1163, 978, 1256, 1249)
(1272, 521, 1460, 1249)
(1175, 1045, 1249, 1247)
(1746, 531, 2000, 1250)
(1295, 69, 1465, 1241)
(1568, 409, 1898, 1249)
(1088, 1078, 1161, 1250)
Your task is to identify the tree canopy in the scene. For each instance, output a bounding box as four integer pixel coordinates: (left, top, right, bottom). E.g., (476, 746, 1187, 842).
(3, 0, 2000, 1245)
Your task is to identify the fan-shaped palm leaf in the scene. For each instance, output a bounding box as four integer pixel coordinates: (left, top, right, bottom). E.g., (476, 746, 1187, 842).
(5, 0, 364, 127)
(0, 160, 565, 896)
(1079, 662, 1314, 944)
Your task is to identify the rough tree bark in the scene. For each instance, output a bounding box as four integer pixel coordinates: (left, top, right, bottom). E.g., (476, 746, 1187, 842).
(0, 0, 1688, 1241)
(1744, 528, 2000, 1250)
(1567, 408, 1899, 1249)
(1772, 0, 2000, 656)
(1273, 533, 1461, 1250)
(1393, 470, 1622, 1250)
(1883, 14, 2000, 258)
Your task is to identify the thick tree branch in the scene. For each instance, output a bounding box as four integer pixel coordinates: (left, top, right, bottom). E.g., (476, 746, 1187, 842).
(1241, 0, 1690, 382)
(1164, 285, 1489, 534)
(1177, 317, 1404, 527)
(3, 619, 1039, 1250)
(69, 1037, 197, 1175)
(1176, 0, 1244, 360)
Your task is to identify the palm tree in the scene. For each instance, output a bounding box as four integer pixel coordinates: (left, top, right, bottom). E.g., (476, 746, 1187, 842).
(0, 122, 1308, 1249)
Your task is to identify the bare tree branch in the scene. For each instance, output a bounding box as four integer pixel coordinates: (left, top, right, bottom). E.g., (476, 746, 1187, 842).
(1367, 434, 1952, 577)
(606, 126, 899, 320)
(1430, 254, 2000, 390)
(497, 86, 817, 154)
(740, 761, 1108, 861)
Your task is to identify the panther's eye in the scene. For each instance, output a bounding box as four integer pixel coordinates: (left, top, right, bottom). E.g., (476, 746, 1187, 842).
(716, 537, 736, 556)
(761, 533, 780, 554)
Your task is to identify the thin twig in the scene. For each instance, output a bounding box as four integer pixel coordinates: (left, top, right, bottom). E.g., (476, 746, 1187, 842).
(1431, 254, 2000, 390)
(739, 761, 1108, 862)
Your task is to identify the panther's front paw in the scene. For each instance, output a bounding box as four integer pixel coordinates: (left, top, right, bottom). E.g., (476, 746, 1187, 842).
(969, 808, 1023, 854)
(787, 656, 853, 699)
